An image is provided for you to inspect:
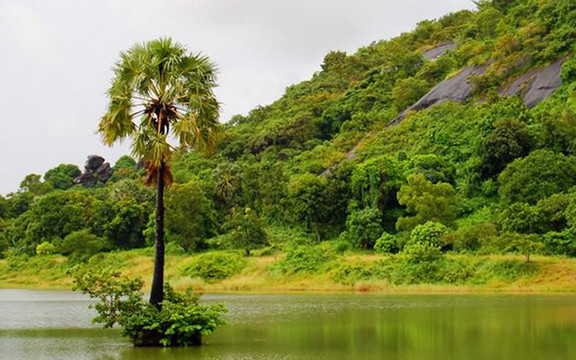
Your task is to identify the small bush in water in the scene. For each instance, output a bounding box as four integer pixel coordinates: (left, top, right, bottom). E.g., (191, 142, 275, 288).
(73, 263, 226, 347)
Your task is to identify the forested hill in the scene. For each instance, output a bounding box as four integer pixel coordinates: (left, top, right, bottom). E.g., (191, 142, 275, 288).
(3, 0, 576, 261)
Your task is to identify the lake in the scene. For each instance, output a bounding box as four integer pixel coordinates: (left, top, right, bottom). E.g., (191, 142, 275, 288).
(0, 290, 575, 360)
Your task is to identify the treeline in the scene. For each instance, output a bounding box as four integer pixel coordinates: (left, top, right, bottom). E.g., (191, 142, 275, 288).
(3, 0, 576, 261)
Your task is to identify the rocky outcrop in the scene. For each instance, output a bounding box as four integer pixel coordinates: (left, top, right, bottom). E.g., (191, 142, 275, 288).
(74, 155, 113, 187)
(388, 63, 490, 126)
(323, 58, 566, 177)
(388, 58, 565, 126)
(499, 58, 565, 108)
(422, 43, 456, 61)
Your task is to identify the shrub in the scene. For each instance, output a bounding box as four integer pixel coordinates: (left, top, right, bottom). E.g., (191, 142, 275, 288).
(331, 263, 374, 285)
(403, 242, 443, 263)
(374, 233, 398, 254)
(371, 256, 442, 284)
(73, 264, 226, 347)
(473, 259, 539, 283)
(56, 229, 107, 260)
(406, 154, 456, 184)
(183, 252, 246, 281)
(329, 238, 352, 254)
(455, 222, 498, 252)
(36, 241, 56, 256)
(271, 244, 335, 275)
(439, 257, 477, 284)
(392, 77, 429, 109)
(541, 229, 576, 257)
(561, 56, 576, 83)
(346, 207, 383, 249)
(409, 222, 449, 248)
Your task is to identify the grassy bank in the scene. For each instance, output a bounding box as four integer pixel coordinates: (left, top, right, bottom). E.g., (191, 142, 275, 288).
(1, 250, 576, 293)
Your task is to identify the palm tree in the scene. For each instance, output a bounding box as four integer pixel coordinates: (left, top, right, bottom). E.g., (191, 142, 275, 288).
(98, 38, 220, 307)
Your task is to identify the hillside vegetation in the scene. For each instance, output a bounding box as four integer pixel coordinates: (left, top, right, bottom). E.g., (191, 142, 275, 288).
(3, 0, 576, 291)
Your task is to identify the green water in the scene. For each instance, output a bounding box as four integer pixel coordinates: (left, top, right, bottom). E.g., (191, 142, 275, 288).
(1, 290, 575, 359)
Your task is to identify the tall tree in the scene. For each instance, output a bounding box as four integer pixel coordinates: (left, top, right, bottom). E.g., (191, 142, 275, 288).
(98, 38, 220, 307)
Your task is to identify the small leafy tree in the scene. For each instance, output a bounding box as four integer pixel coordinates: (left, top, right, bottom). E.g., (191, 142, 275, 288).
(103, 200, 148, 249)
(350, 156, 403, 211)
(224, 207, 268, 255)
(165, 181, 217, 252)
(73, 263, 226, 346)
(111, 156, 139, 181)
(346, 207, 383, 249)
(396, 174, 456, 231)
(288, 174, 329, 241)
(502, 233, 544, 262)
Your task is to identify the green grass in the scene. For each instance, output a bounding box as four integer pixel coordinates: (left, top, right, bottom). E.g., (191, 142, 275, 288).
(1, 250, 576, 293)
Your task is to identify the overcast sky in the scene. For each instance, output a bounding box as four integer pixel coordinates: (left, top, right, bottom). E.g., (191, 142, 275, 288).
(0, 0, 475, 195)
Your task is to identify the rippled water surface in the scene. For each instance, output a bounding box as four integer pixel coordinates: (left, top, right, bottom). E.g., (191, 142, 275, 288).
(1, 290, 576, 360)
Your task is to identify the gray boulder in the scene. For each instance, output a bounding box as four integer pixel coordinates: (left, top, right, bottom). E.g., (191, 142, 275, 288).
(74, 155, 114, 187)
(388, 63, 490, 125)
(86, 155, 105, 171)
(73, 172, 97, 187)
(95, 162, 113, 182)
(499, 58, 564, 108)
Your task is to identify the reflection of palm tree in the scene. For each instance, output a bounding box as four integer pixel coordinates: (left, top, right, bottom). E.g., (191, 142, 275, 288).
(98, 38, 220, 306)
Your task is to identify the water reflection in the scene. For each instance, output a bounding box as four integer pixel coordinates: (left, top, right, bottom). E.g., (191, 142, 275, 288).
(1, 291, 576, 360)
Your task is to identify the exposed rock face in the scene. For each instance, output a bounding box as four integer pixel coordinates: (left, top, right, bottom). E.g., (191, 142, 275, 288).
(422, 43, 456, 61)
(388, 58, 565, 126)
(322, 58, 566, 177)
(499, 58, 565, 108)
(388, 63, 490, 126)
(74, 155, 113, 187)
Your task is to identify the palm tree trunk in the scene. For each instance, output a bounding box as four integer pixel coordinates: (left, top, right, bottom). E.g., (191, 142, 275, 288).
(150, 161, 165, 307)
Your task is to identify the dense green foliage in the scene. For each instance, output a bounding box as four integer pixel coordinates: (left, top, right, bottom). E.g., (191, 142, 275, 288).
(44, 164, 81, 190)
(2, 1, 576, 279)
